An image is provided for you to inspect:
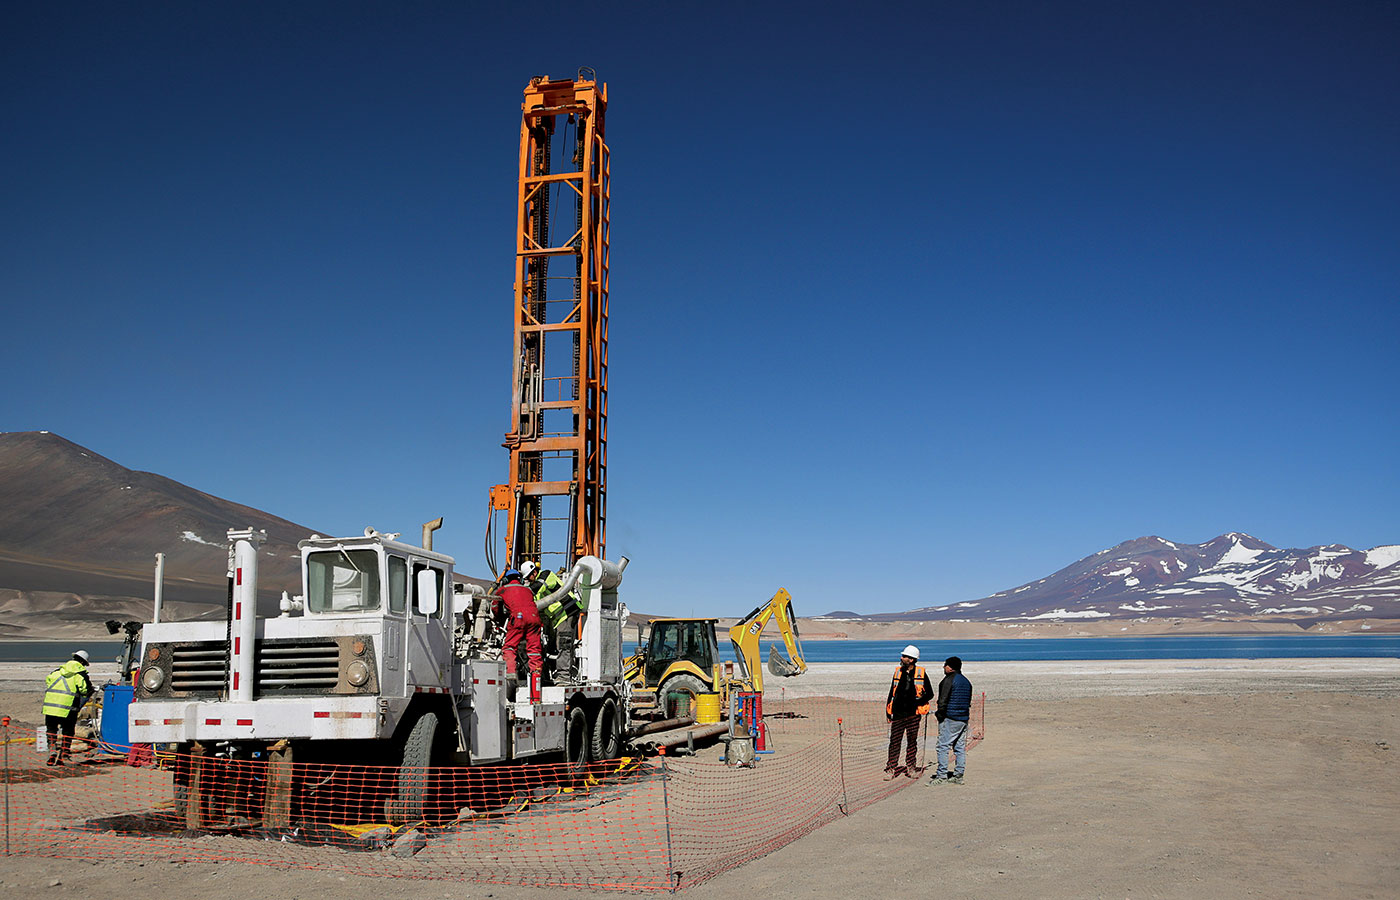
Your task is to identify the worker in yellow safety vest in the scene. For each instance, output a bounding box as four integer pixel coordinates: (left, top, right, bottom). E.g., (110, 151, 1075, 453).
(43, 650, 93, 766)
(883, 644, 933, 779)
(523, 560, 582, 682)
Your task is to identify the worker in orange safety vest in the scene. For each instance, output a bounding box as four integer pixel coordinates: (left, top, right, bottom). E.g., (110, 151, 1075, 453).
(883, 644, 933, 779)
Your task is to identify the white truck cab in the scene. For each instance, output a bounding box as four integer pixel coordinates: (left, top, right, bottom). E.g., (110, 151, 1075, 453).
(129, 527, 631, 825)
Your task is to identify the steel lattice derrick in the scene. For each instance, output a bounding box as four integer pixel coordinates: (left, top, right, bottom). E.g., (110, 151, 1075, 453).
(492, 73, 609, 574)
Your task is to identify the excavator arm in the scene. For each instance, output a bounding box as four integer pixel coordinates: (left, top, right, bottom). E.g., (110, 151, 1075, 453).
(727, 588, 807, 693)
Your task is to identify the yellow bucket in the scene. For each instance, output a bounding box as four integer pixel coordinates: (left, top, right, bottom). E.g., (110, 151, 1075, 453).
(695, 692, 722, 724)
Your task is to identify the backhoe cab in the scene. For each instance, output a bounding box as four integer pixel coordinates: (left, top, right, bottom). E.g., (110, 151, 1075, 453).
(626, 589, 806, 717)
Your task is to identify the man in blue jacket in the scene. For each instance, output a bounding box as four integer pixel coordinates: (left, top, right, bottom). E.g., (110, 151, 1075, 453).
(930, 655, 972, 784)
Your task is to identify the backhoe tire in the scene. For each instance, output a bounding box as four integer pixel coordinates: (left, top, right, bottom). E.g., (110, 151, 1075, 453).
(565, 704, 591, 777)
(658, 673, 708, 719)
(590, 696, 622, 761)
(384, 711, 439, 824)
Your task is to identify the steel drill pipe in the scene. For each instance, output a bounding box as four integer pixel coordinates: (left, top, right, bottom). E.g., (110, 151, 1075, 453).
(627, 716, 695, 738)
(635, 723, 728, 751)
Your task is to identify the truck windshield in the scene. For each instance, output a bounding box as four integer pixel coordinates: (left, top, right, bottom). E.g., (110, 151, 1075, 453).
(307, 550, 381, 612)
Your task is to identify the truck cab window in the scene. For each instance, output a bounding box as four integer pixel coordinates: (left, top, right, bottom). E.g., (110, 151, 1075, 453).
(388, 556, 407, 614)
(307, 550, 381, 612)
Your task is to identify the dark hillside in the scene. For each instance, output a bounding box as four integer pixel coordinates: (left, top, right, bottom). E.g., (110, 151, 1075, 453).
(0, 431, 315, 627)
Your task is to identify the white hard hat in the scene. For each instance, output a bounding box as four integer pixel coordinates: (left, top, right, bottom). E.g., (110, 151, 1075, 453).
(520, 561, 538, 579)
(902, 645, 919, 660)
(74, 650, 90, 664)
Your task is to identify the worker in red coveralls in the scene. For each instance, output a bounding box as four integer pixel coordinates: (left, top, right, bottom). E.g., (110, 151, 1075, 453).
(496, 569, 543, 681)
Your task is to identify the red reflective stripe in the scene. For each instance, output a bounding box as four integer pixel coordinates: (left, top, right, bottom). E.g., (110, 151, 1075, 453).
(235, 602, 242, 619)
(313, 711, 330, 718)
(133, 719, 151, 726)
(234, 637, 241, 654)
(233, 672, 240, 690)
(205, 718, 220, 725)
(236, 568, 242, 586)
(236, 719, 253, 726)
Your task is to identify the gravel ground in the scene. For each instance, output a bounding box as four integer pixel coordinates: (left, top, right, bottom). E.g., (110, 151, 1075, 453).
(3, 660, 1398, 898)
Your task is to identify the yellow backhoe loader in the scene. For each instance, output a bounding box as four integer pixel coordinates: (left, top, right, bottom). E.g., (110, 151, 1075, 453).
(626, 589, 807, 716)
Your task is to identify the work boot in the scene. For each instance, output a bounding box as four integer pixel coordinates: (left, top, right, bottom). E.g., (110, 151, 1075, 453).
(882, 768, 902, 781)
(46, 755, 56, 767)
(948, 773, 964, 784)
(928, 774, 946, 785)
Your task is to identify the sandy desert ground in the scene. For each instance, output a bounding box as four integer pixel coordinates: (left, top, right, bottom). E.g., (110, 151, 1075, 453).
(1, 659, 1398, 898)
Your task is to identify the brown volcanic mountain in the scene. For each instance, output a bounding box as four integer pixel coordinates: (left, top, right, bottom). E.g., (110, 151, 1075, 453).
(0, 431, 317, 636)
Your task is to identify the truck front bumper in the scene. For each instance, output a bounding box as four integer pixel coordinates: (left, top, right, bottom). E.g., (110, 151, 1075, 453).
(129, 695, 383, 744)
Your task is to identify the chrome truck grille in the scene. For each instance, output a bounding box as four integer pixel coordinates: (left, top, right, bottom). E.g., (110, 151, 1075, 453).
(162, 638, 346, 696)
(169, 641, 227, 693)
(256, 639, 340, 691)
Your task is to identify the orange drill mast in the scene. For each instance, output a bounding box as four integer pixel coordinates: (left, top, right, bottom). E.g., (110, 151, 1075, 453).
(490, 71, 611, 574)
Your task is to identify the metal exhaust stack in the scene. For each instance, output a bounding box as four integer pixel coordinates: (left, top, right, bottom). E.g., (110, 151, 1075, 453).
(227, 528, 267, 702)
(422, 517, 443, 550)
(153, 552, 166, 623)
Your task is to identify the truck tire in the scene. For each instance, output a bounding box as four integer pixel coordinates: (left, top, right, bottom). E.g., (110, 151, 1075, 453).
(565, 704, 591, 776)
(173, 783, 188, 818)
(384, 711, 439, 824)
(590, 696, 621, 760)
(658, 673, 708, 719)
(171, 748, 193, 819)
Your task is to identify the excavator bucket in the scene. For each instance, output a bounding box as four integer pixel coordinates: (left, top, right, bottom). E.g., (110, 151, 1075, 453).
(767, 644, 803, 678)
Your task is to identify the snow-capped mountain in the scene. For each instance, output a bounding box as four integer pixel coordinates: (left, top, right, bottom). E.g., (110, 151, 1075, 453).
(887, 533, 1400, 622)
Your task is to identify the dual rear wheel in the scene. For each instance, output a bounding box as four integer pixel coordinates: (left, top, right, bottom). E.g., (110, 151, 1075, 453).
(565, 695, 623, 774)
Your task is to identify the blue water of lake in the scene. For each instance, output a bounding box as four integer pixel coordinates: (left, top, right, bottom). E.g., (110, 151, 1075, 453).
(654, 634, 1400, 662)
(3, 634, 1397, 664)
(0, 641, 130, 663)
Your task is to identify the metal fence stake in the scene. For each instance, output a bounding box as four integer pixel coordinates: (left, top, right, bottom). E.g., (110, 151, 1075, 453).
(918, 712, 930, 773)
(660, 757, 678, 892)
(3, 718, 11, 855)
(836, 718, 849, 816)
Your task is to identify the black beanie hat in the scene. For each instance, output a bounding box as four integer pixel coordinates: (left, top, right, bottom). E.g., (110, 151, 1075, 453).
(944, 656, 962, 671)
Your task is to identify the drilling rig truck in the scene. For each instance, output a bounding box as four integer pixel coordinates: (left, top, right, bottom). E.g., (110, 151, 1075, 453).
(129, 526, 630, 824)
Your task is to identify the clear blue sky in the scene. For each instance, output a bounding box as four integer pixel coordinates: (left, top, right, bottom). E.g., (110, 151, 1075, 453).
(3, 2, 1397, 616)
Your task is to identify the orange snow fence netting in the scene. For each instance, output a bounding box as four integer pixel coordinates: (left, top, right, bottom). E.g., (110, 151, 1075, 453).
(0, 694, 983, 891)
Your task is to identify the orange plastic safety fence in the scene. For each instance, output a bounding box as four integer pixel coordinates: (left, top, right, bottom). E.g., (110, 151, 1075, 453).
(0, 695, 984, 892)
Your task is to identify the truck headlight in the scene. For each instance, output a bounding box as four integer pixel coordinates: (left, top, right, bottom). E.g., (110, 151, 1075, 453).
(346, 659, 370, 687)
(141, 666, 165, 692)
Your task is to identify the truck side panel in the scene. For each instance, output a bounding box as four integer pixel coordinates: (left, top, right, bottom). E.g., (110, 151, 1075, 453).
(467, 660, 508, 762)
